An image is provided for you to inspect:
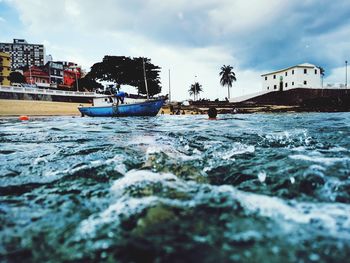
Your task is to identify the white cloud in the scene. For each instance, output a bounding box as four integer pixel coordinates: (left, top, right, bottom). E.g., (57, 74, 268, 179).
(206, 0, 291, 36)
(3, 0, 350, 100)
(324, 65, 349, 86)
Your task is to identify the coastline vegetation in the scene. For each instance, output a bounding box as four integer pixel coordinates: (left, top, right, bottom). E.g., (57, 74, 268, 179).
(219, 65, 237, 99)
(188, 82, 203, 101)
(82, 56, 162, 96)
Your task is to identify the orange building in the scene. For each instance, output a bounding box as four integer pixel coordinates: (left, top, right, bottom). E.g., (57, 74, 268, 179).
(63, 66, 81, 86)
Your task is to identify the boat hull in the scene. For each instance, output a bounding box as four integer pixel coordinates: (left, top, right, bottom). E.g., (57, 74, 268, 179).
(78, 99, 165, 117)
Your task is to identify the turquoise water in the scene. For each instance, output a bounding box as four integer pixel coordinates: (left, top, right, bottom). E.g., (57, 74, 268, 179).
(1, 113, 350, 262)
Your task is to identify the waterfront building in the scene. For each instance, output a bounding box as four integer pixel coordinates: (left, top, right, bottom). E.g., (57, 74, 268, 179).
(23, 66, 49, 86)
(63, 63, 81, 88)
(261, 63, 321, 91)
(45, 61, 64, 85)
(0, 52, 11, 86)
(0, 39, 45, 69)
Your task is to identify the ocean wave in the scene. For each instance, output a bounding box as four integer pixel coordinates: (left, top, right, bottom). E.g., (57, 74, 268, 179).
(289, 154, 349, 166)
(77, 169, 350, 243)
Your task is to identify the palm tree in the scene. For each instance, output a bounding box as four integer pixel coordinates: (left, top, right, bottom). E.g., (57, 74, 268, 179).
(219, 65, 237, 99)
(318, 66, 325, 88)
(189, 82, 203, 101)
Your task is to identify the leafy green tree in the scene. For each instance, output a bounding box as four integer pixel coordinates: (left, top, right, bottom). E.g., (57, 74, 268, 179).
(8, 71, 26, 83)
(88, 56, 162, 96)
(219, 65, 237, 99)
(188, 82, 203, 101)
(72, 76, 103, 91)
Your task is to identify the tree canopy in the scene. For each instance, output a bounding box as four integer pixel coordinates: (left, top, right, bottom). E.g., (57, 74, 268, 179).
(188, 82, 203, 101)
(219, 65, 237, 99)
(8, 71, 26, 83)
(72, 77, 103, 92)
(87, 56, 162, 96)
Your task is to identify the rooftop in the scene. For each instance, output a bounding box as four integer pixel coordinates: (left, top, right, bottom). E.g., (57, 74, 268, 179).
(261, 63, 318, 76)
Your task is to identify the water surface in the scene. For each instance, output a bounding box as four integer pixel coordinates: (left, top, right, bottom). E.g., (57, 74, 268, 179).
(1, 113, 350, 262)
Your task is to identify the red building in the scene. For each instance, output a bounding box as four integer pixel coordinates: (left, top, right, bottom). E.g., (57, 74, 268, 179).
(23, 66, 49, 85)
(63, 66, 81, 87)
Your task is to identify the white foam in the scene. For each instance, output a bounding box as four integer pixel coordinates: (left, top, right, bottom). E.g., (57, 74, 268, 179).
(105, 154, 128, 174)
(79, 196, 158, 237)
(222, 143, 255, 160)
(146, 144, 199, 161)
(111, 170, 179, 195)
(289, 154, 348, 166)
(79, 169, 350, 241)
(257, 171, 267, 183)
(231, 188, 350, 238)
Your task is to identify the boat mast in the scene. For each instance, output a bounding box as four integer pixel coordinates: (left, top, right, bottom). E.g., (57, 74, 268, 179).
(168, 69, 171, 102)
(143, 58, 150, 100)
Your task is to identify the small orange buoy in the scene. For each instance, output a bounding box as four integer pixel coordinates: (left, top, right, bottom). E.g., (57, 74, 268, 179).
(19, 115, 29, 121)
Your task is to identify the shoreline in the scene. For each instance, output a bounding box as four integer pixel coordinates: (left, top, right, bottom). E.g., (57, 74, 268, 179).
(0, 99, 349, 117)
(0, 99, 89, 116)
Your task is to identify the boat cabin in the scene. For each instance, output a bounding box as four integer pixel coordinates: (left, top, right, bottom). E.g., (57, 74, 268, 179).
(92, 96, 147, 107)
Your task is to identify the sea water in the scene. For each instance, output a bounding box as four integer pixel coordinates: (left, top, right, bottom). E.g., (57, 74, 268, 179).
(0, 113, 350, 262)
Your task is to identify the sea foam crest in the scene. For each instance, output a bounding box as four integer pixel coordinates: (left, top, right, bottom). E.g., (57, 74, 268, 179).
(79, 170, 189, 237)
(232, 188, 350, 238)
(262, 129, 312, 147)
(221, 142, 255, 160)
(289, 154, 349, 166)
(78, 169, 350, 241)
(111, 170, 179, 195)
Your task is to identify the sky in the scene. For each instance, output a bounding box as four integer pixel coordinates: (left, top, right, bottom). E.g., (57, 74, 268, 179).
(0, 0, 349, 101)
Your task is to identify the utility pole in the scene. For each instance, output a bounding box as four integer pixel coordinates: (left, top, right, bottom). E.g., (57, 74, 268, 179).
(71, 65, 79, 91)
(194, 75, 197, 101)
(168, 69, 171, 102)
(75, 70, 79, 92)
(29, 66, 32, 85)
(346, 60, 348, 88)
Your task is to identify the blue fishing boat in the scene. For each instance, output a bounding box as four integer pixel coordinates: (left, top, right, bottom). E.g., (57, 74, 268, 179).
(79, 58, 166, 117)
(78, 97, 165, 117)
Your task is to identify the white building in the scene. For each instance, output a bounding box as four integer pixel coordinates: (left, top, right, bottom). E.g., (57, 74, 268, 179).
(261, 63, 322, 92)
(0, 39, 45, 69)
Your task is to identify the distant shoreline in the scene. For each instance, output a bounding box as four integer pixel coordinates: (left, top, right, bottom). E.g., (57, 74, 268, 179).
(1, 99, 349, 117)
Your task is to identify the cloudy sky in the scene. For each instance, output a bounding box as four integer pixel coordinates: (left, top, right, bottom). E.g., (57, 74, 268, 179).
(0, 0, 349, 100)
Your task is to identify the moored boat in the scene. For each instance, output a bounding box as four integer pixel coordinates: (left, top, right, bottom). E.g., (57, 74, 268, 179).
(78, 96, 165, 117)
(79, 57, 166, 117)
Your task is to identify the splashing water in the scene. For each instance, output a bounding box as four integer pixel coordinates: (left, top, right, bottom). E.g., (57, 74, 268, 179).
(1, 113, 350, 262)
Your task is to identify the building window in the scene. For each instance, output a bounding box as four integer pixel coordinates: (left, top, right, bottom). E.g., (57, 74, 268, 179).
(273, 75, 276, 79)
(267, 86, 269, 90)
(274, 85, 277, 89)
(285, 72, 288, 76)
(304, 69, 307, 74)
(285, 83, 288, 87)
(292, 70, 294, 75)
(292, 82, 294, 85)
(315, 69, 317, 74)
(304, 81, 307, 85)
(265, 76, 267, 80)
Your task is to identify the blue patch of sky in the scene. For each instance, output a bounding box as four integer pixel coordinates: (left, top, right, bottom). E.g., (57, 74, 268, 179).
(0, 1, 24, 41)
